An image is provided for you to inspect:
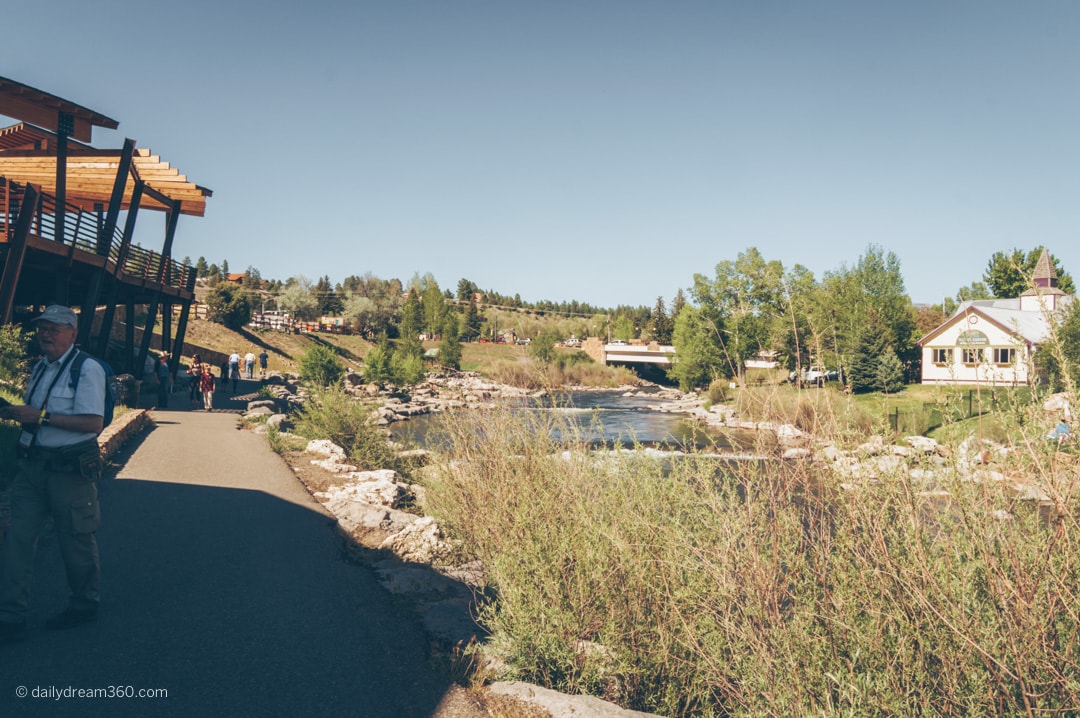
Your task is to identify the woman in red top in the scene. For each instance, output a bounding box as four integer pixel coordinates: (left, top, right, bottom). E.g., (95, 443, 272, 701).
(199, 365, 216, 411)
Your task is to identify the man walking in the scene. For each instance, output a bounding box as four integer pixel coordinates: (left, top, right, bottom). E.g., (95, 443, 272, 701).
(0, 305, 106, 643)
(228, 351, 240, 393)
(156, 352, 170, 408)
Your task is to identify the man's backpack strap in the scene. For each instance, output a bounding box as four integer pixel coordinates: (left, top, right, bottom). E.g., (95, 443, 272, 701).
(68, 350, 87, 392)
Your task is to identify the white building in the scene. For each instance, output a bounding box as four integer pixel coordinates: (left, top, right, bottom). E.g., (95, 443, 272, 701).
(918, 250, 1072, 386)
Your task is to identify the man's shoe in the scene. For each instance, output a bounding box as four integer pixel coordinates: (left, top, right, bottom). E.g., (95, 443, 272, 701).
(0, 620, 28, 643)
(45, 608, 98, 630)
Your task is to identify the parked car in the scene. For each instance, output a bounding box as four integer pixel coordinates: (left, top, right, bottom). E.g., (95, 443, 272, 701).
(789, 366, 840, 384)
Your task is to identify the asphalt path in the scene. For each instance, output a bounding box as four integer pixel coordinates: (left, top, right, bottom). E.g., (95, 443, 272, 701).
(0, 381, 476, 717)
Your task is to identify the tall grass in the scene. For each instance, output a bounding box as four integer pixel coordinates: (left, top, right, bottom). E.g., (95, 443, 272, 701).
(424, 406, 1080, 716)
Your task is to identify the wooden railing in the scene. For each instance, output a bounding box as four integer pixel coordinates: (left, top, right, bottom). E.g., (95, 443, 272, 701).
(0, 176, 195, 292)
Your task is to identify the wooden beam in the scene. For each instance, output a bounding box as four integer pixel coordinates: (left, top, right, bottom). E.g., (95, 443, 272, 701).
(0, 183, 40, 323)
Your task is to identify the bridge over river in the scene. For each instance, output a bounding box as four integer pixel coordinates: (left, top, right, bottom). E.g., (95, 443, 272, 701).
(582, 337, 675, 366)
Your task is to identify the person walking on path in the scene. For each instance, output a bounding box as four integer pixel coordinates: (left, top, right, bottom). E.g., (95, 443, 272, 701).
(188, 353, 203, 408)
(200, 364, 216, 411)
(156, 353, 170, 408)
(0, 305, 106, 643)
(259, 349, 269, 378)
(228, 351, 241, 393)
(244, 351, 256, 380)
(219, 358, 230, 393)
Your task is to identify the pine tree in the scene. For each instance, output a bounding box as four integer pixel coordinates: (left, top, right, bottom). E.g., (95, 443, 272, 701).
(396, 289, 424, 359)
(462, 297, 482, 341)
(876, 352, 906, 394)
(650, 296, 672, 344)
(849, 315, 891, 393)
(439, 314, 462, 370)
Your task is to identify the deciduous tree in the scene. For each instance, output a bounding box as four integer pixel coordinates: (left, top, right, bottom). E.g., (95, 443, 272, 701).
(984, 248, 1074, 298)
(278, 276, 319, 322)
(669, 305, 724, 391)
(205, 283, 252, 330)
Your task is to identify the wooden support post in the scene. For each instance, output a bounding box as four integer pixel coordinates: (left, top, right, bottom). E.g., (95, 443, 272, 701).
(158, 200, 180, 285)
(161, 300, 172, 357)
(84, 141, 137, 351)
(172, 300, 193, 378)
(54, 111, 72, 246)
(125, 301, 136, 374)
(137, 294, 161, 378)
(0, 184, 40, 324)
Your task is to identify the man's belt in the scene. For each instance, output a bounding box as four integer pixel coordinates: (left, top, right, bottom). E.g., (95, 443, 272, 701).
(17, 440, 100, 471)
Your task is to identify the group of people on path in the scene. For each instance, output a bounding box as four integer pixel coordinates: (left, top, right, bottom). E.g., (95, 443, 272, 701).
(185, 354, 217, 411)
(179, 348, 269, 411)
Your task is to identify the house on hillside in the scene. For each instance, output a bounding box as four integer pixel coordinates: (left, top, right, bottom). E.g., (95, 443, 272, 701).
(918, 249, 1072, 386)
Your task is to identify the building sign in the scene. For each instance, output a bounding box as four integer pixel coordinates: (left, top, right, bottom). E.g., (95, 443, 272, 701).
(956, 330, 989, 346)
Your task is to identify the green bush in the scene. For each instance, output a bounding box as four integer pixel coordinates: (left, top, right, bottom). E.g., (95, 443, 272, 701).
(293, 387, 399, 471)
(363, 335, 394, 384)
(706, 379, 728, 405)
(392, 351, 426, 386)
(298, 344, 344, 387)
(0, 325, 29, 487)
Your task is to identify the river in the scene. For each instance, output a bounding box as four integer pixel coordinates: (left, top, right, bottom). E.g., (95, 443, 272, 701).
(394, 389, 757, 452)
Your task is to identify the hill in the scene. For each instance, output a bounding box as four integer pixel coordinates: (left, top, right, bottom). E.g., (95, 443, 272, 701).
(181, 320, 373, 373)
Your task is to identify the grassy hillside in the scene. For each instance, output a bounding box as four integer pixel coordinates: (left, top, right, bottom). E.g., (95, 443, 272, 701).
(182, 320, 373, 372)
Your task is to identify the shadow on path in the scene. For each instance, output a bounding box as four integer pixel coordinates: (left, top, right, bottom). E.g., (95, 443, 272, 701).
(0, 410, 470, 717)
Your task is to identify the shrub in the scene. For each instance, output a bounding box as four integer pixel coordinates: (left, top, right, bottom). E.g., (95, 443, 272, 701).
(363, 335, 394, 384)
(392, 351, 426, 386)
(0, 323, 29, 389)
(298, 344, 344, 387)
(706, 379, 728, 405)
(293, 387, 399, 471)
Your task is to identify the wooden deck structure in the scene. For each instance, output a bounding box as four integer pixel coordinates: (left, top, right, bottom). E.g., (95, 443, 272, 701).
(0, 76, 212, 380)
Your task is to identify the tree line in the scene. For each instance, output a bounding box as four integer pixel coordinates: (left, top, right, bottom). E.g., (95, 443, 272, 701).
(196, 245, 1077, 392)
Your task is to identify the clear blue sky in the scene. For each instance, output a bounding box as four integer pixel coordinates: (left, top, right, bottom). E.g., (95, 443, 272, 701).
(4, 1, 1080, 309)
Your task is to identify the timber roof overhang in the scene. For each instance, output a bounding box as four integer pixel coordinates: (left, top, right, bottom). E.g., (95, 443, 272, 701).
(0, 76, 117, 143)
(0, 123, 212, 217)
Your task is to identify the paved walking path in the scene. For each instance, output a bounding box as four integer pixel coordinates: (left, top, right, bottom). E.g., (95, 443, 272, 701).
(0, 377, 479, 717)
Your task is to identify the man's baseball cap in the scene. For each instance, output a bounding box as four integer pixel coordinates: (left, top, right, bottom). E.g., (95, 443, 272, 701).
(33, 305, 78, 328)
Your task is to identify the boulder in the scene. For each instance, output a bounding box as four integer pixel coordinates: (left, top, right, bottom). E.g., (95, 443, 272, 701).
(488, 681, 661, 718)
(905, 436, 939, 454)
(320, 497, 417, 535)
(378, 516, 452, 564)
(306, 439, 346, 458)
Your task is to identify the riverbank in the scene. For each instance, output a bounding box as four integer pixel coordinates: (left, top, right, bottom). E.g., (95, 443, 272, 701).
(232, 362, 1080, 715)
